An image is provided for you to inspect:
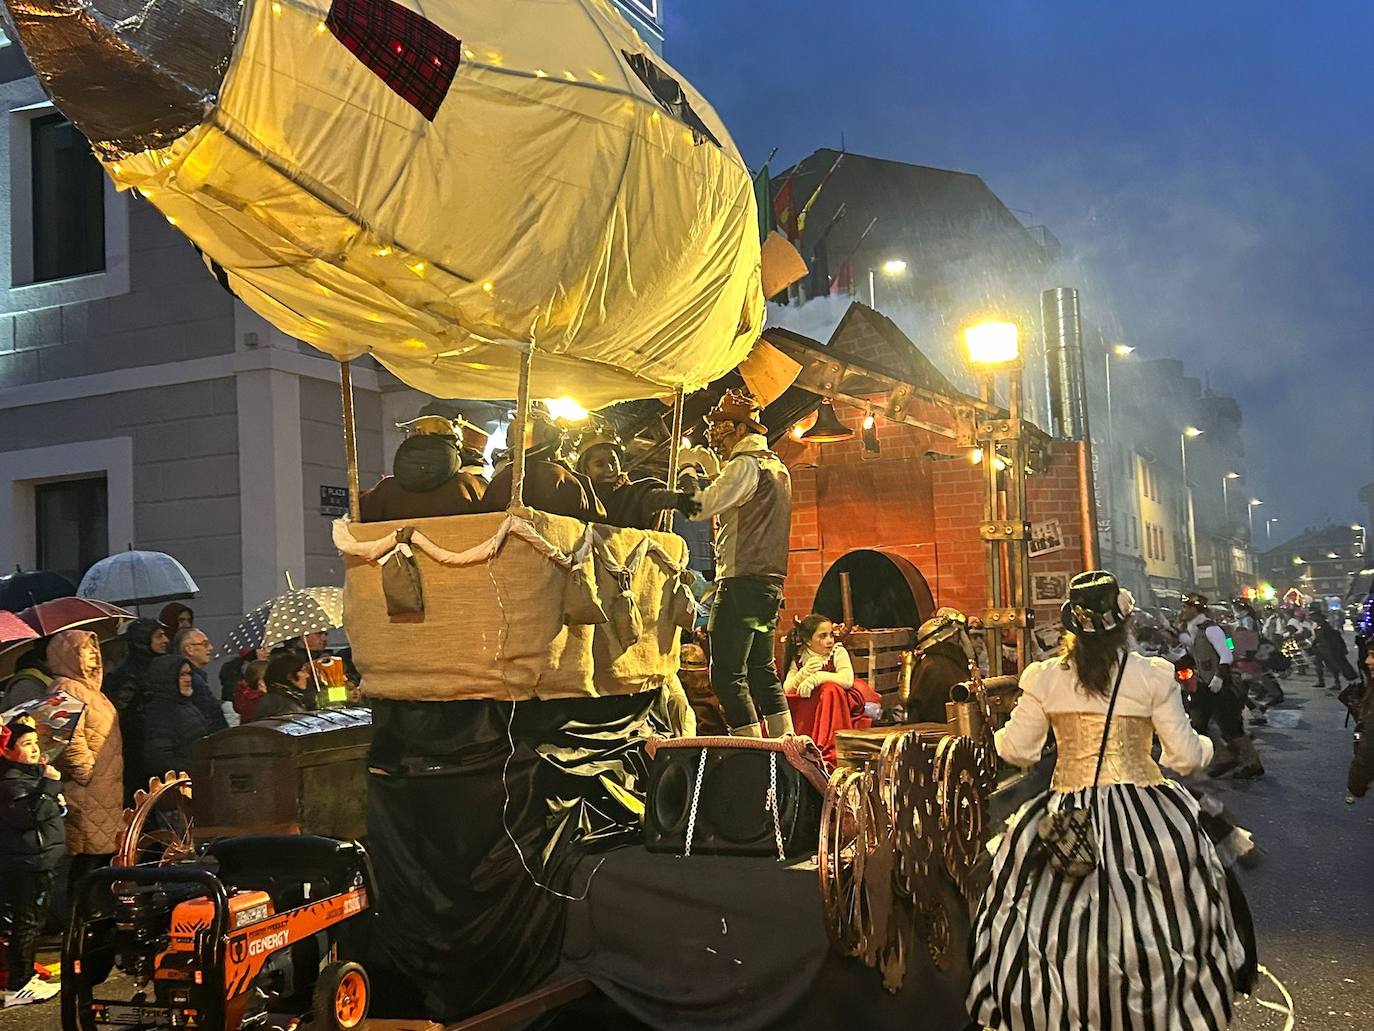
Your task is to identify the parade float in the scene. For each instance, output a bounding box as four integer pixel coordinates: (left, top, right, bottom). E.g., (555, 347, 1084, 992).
(3, 0, 1056, 1025)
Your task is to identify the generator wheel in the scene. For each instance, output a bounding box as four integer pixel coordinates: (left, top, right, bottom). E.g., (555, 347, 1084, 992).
(313, 961, 370, 1030)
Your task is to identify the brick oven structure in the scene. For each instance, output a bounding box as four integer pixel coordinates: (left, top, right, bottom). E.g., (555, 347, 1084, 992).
(766, 305, 1092, 642)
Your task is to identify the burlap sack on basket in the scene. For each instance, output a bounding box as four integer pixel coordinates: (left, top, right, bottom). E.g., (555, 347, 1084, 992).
(563, 561, 609, 627)
(590, 527, 688, 696)
(380, 527, 425, 617)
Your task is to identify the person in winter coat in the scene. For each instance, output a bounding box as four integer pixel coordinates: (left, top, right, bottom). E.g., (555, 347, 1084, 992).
(0, 720, 65, 1006)
(233, 660, 270, 723)
(254, 654, 315, 720)
(102, 618, 169, 803)
(140, 656, 211, 780)
(158, 602, 195, 637)
(0, 640, 53, 710)
(218, 646, 269, 712)
(171, 628, 229, 733)
(46, 629, 124, 900)
(1312, 608, 1357, 690)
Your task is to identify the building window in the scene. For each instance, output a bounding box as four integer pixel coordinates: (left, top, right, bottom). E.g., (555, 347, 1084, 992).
(30, 112, 105, 283)
(35, 476, 108, 586)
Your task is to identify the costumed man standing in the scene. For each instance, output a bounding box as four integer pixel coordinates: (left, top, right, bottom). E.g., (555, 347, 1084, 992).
(1181, 593, 1264, 779)
(689, 390, 793, 738)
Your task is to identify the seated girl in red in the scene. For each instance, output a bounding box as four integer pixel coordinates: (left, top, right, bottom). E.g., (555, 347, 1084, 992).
(783, 614, 881, 766)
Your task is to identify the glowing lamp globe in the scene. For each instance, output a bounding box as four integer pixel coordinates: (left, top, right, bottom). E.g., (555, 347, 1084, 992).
(964, 321, 1020, 367)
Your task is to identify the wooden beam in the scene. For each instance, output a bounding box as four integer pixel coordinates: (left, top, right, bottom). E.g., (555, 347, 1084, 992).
(442, 978, 596, 1031)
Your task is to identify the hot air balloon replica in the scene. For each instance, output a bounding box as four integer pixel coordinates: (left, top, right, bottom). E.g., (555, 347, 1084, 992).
(3, 0, 785, 1021)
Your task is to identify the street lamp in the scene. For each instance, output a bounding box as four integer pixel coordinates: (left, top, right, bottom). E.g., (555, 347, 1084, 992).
(1180, 427, 1203, 584)
(1266, 516, 1278, 544)
(1103, 344, 1135, 569)
(1247, 498, 1263, 539)
(964, 320, 1021, 367)
(868, 259, 908, 308)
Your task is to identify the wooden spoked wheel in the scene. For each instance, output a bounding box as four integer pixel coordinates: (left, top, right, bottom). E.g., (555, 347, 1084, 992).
(818, 767, 878, 957)
(114, 772, 195, 868)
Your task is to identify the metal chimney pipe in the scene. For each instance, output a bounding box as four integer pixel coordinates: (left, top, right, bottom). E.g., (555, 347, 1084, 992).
(1041, 288, 1090, 441)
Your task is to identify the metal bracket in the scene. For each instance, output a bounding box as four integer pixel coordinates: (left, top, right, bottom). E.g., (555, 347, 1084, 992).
(976, 418, 1021, 441)
(883, 384, 913, 423)
(979, 521, 1029, 541)
(979, 608, 1035, 629)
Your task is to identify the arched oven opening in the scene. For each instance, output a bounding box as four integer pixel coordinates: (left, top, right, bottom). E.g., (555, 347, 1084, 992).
(813, 549, 935, 630)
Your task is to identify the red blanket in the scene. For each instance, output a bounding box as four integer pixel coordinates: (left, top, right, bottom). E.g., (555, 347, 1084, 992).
(786, 678, 880, 767)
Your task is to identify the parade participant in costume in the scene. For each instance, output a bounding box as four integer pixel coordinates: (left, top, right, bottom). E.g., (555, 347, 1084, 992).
(455, 418, 490, 482)
(361, 416, 487, 522)
(1181, 592, 1264, 779)
(479, 405, 607, 522)
(908, 608, 977, 724)
(969, 570, 1254, 1030)
(689, 390, 793, 738)
(575, 434, 697, 530)
(1312, 606, 1357, 691)
(782, 615, 879, 764)
(1346, 647, 1374, 800)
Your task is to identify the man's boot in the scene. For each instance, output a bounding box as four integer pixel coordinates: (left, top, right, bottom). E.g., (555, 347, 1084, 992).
(1207, 736, 1239, 778)
(730, 722, 763, 738)
(1232, 736, 1265, 779)
(763, 710, 795, 738)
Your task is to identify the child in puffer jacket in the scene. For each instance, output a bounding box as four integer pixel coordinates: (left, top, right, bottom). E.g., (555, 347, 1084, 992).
(0, 719, 65, 1007)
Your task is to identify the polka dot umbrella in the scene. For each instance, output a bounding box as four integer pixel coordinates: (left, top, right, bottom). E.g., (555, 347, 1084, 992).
(220, 587, 345, 657)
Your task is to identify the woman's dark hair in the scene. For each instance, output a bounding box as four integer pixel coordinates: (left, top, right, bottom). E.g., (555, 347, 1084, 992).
(1060, 623, 1129, 699)
(783, 613, 834, 673)
(265, 654, 311, 690)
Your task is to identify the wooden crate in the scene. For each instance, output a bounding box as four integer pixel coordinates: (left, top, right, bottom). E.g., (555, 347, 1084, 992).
(844, 627, 916, 703)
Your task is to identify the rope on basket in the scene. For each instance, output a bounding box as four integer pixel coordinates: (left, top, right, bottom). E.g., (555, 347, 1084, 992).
(333, 515, 594, 571)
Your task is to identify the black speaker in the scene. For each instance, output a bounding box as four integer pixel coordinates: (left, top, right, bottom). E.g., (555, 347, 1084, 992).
(644, 744, 823, 857)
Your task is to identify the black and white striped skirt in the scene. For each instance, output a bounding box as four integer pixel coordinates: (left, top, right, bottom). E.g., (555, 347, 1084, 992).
(968, 781, 1251, 1031)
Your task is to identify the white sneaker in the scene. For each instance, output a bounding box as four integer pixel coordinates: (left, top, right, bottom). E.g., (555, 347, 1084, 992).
(3, 975, 60, 1006)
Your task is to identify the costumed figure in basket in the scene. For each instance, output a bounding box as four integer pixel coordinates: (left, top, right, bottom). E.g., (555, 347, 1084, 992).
(690, 390, 794, 739)
(968, 570, 1257, 1031)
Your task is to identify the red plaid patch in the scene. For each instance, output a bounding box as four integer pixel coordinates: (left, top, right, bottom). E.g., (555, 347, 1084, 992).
(327, 0, 461, 121)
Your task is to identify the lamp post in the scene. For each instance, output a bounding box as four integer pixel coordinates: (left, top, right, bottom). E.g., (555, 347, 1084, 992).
(964, 319, 1028, 674)
(1221, 471, 1240, 525)
(1266, 516, 1278, 544)
(1180, 426, 1203, 585)
(1103, 343, 1133, 572)
(868, 259, 907, 309)
(1247, 497, 1263, 540)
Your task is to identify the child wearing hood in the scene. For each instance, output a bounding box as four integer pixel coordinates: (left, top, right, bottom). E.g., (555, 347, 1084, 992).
(47, 629, 124, 900)
(0, 720, 65, 1006)
(140, 655, 211, 782)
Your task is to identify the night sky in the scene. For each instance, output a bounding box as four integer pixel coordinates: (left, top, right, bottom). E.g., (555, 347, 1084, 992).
(665, 1, 1374, 541)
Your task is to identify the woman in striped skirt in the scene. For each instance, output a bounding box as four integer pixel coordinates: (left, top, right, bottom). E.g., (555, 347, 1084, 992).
(968, 571, 1254, 1030)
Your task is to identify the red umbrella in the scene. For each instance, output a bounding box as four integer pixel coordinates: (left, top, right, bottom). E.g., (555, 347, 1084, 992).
(17, 597, 135, 639)
(0, 611, 39, 646)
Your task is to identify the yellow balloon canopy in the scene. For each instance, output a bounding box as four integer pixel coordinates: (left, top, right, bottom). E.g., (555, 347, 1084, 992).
(8, 0, 763, 407)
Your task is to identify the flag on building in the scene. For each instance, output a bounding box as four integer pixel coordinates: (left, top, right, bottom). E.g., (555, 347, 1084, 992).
(753, 163, 775, 244)
(829, 256, 854, 295)
(773, 167, 799, 242)
(796, 152, 844, 237)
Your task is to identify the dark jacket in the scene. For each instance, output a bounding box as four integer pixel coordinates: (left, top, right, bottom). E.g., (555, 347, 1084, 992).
(1349, 677, 1374, 798)
(254, 683, 313, 720)
(590, 475, 681, 530)
(218, 649, 254, 703)
(361, 435, 487, 522)
(909, 641, 970, 724)
(0, 757, 66, 873)
(479, 456, 607, 522)
(104, 618, 163, 798)
(141, 656, 211, 780)
(187, 666, 228, 733)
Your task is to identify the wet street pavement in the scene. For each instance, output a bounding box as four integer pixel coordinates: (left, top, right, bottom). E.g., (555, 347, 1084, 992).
(3, 655, 1371, 1030)
(1218, 648, 1374, 1029)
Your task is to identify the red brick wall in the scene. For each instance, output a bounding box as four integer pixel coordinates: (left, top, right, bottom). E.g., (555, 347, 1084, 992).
(776, 408, 1089, 641)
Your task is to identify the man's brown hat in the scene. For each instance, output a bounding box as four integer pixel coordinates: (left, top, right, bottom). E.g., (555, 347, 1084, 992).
(706, 388, 767, 435)
(455, 418, 489, 454)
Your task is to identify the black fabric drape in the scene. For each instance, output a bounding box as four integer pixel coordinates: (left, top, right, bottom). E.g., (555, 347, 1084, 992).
(364, 692, 660, 1021)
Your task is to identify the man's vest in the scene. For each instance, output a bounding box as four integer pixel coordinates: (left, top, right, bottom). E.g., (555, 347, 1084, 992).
(715, 450, 791, 580)
(1187, 620, 1224, 683)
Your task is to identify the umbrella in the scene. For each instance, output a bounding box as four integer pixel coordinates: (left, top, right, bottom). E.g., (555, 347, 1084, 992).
(18, 597, 136, 638)
(221, 587, 344, 657)
(0, 569, 77, 611)
(0, 598, 136, 679)
(1, 688, 86, 762)
(0, 611, 39, 647)
(78, 550, 199, 607)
